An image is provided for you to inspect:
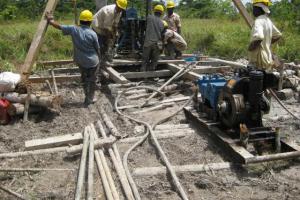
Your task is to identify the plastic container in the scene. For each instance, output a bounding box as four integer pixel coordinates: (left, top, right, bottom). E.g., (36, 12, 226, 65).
(0, 98, 11, 125)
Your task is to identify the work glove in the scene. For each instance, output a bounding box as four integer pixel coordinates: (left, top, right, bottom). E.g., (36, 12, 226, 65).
(45, 11, 54, 22)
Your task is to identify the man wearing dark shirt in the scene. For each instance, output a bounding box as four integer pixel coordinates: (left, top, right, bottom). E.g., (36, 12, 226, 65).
(141, 5, 165, 72)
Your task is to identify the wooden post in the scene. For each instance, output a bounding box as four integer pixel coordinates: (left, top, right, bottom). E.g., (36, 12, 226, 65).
(21, 0, 60, 79)
(232, 0, 254, 28)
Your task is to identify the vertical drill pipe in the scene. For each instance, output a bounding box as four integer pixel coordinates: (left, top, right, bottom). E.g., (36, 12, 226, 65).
(74, 127, 89, 200)
(91, 123, 119, 200)
(97, 115, 134, 200)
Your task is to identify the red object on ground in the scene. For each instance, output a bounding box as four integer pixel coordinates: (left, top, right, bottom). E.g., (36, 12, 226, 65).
(0, 98, 11, 125)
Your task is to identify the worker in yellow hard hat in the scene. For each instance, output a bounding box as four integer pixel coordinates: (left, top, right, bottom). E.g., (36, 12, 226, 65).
(46, 10, 100, 107)
(163, 1, 183, 59)
(92, 0, 127, 69)
(248, 0, 282, 71)
(141, 4, 166, 72)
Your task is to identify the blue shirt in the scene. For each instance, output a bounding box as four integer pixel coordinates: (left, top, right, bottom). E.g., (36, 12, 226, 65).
(61, 25, 100, 68)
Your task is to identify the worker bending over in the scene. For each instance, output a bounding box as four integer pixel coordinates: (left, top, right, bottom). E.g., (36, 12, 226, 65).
(92, 0, 127, 66)
(141, 5, 165, 72)
(46, 10, 100, 107)
(164, 28, 187, 54)
(248, 0, 282, 72)
(163, 1, 183, 59)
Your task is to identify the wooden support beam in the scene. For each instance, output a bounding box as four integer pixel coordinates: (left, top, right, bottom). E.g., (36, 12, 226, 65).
(232, 0, 254, 28)
(25, 132, 83, 150)
(133, 162, 234, 176)
(192, 66, 232, 74)
(121, 70, 172, 79)
(21, 0, 60, 79)
(112, 59, 185, 66)
(29, 74, 81, 83)
(106, 67, 129, 84)
(167, 64, 202, 81)
(37, 59, 74, 67)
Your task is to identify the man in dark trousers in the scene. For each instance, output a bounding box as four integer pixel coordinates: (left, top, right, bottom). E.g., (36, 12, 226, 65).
(46, 10, 100, 107)
(141, 5, 165, 72)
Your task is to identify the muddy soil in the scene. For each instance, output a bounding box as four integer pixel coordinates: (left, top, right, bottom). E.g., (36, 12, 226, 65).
(0, 80, 300, 200)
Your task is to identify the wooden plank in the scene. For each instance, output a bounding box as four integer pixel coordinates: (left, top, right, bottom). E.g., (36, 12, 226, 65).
(192, 66, 232, 74)
(184, 106, 254, 164)
(25, 132, 83, 150)
(232, 0, 254, 28)
(121, 70, 172, 79)
(37, 59, 74, 67)
(167, 64, 202, 81)
(106, 67, 129, 84)
(112, 59, 185, 66)
(133, 162, 234, 176)
(29, 74, 81, 83)
(21, 0, 60, 79)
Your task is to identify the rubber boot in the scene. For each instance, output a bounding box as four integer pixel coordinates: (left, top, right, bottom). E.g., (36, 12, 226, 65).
(87, 82, 97, 105)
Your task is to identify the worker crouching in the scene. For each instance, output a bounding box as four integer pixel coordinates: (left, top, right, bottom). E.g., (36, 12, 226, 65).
(46, 10, 100, 107)
(141, 5, 165, 72)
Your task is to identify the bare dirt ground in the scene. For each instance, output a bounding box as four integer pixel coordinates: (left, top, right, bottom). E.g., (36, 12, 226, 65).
(0, 79, 300, 200)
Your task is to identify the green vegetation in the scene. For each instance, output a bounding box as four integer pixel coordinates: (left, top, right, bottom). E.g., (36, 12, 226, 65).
(0, 0, 299, 72)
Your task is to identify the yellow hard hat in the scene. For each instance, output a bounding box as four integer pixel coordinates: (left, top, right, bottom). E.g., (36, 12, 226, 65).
(252, 0, 272, 6)
(79, 10, 93, 22)
(154, 5, 164, 13)
(116, 0, 128, 10)
(166, 1, 176, 9)
(162, 20, 168, 28)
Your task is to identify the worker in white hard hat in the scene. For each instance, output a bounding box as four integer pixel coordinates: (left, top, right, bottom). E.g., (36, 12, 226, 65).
(46, 10, 100, 107)
(141, 5, 165, 72)
(248, 0, 282, 72)
(163, 0, 183, 59)
(92, 0, 127, 66)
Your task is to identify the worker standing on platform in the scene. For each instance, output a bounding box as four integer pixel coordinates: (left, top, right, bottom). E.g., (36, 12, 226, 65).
(141, 5, 165, 72)
(46, 10, 100, 107)
(92, 0, 127, 66)
(248, 0, 282, 72)
(163, 1, 183, 59)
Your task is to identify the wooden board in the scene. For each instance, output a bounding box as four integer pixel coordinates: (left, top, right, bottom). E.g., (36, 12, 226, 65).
(29, 74, 81, 83)
(106, 67, 129, 84)
(25, 132, 83, 150)
(192, 66, 232, 74)
(112, 59, 186, 66)
(167, 64, 202, 81)
(121, 70, 173, 79)
(37, 60, 74, 67)
(21, 0, 60, 79)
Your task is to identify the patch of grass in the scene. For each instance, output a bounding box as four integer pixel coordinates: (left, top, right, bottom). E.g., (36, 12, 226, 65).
(181, 18, 300, 61)
(0, 18, 299, 72)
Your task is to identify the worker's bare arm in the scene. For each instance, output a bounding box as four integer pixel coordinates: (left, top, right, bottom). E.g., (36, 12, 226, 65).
(248, 40, 262, 51)
(45, 12, 62, 30)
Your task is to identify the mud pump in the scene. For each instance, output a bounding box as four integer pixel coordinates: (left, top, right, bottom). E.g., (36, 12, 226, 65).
(196, 67, 280, 149)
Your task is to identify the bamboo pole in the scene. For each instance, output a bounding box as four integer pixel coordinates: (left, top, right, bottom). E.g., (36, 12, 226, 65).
(96, 119, 134, 200)
(0, 168, 74, 172)
(87, 126, 94, 200)
(0, 137, 114, 158)
(74, 127, 89, 200)
(90, 124, 119, 200)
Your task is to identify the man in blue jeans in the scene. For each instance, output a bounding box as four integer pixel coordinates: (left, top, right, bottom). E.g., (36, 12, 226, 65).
(46, 10, 100, 107)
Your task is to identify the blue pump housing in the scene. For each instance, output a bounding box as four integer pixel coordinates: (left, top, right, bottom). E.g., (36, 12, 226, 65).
(198, 75, 227, 110)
